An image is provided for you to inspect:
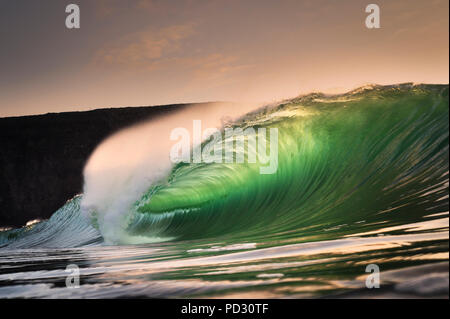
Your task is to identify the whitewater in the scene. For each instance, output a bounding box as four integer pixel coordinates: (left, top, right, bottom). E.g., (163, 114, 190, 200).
(0, 83, 448, 298)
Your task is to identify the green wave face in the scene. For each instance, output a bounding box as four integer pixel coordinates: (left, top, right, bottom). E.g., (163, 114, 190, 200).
(126, 84, 449, 242)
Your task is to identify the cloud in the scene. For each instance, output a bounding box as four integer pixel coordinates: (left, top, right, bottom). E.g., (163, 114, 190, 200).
(93, 23, 252, 82)
(93, 24, 195, 67)
(93, 0, 168, 18)
(184, 53, 254, 81)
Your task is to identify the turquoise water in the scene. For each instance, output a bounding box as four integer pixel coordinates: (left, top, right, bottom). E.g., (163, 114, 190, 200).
(0, 83, 448, 298)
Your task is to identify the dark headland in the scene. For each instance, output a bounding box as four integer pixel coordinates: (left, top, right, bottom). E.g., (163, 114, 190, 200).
(0, 103, 207, 227)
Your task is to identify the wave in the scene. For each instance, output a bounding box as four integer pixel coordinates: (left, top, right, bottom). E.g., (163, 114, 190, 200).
(1, 83, 448, 248)
(0, 196, 102, 248)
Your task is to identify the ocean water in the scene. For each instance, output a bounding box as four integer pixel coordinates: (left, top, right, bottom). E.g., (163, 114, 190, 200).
(0, 83, 448, 298)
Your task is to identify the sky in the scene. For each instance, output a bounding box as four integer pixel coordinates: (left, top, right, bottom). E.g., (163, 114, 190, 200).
(0, 0, 448, 117)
